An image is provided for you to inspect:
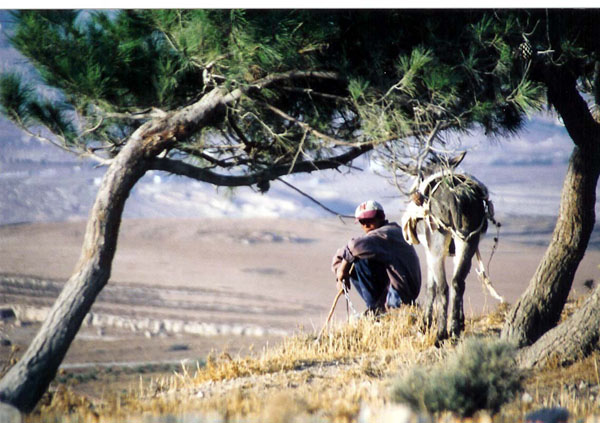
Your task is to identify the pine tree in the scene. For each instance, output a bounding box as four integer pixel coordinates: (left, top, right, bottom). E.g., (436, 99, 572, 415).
(0, 10, 571, 411)
(493, 9, 600, 364)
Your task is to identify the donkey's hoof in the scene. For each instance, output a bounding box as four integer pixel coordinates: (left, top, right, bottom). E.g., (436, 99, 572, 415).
(420, 317, 433, 333)
(434, 330, 448, 347)
(449, 327, 464, 341)
(448, 334, 460, 345)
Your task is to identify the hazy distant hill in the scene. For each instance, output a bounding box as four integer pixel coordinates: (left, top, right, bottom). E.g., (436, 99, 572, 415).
(0, 10, 592, 227)
(0, 118, 79, 165)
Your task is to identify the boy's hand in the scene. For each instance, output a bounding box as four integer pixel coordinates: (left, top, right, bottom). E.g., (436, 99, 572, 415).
(336, 278, 350, 292)
(336, 259, 351, 291)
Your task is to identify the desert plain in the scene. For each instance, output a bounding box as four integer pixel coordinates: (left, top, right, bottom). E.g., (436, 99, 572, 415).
(1, 214, 599, 381)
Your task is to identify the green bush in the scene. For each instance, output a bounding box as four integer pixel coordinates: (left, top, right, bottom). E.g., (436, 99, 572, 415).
(391, 337, 524, 417)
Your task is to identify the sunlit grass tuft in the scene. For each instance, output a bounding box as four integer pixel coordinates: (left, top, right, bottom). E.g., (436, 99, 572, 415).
(106, 305, 434, 421)
(163, 305, 432, 388)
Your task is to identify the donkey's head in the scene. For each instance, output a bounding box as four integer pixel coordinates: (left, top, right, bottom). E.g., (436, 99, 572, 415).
(423, 151, 467, 176)
(401, 151, 467, 195)
(401, 151, 467, 180)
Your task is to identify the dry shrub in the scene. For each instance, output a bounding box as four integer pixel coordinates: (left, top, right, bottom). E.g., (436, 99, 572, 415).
(25, 386, 99, 423)
(391, 337, 524, 417)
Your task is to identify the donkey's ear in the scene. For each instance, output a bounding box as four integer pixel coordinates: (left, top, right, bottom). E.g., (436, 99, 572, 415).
(397, 162, 419, 176)
(448, 151, 467, 169)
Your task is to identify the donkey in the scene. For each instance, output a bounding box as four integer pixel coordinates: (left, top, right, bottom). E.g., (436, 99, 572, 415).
(401, 152, 503, 342)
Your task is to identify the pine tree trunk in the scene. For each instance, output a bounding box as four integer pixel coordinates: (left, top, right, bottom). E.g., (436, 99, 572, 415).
(0, 137, 149, 412)
(501, 66, 600, 348)
(517, 284, 600, 368)
(0, 88, 227, 412)
(501, 146, 600, 347)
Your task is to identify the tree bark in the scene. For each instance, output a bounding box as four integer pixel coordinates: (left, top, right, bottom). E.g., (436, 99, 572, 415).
(517, 284, 600, 368)
(0, 137, 149, 412)
(0, 88, 227, 412)
(501, 146, 600, 347)
(501, 66, 600, 348)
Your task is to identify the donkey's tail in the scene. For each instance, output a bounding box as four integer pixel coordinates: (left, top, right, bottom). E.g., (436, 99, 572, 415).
(475, 248, 504, 303)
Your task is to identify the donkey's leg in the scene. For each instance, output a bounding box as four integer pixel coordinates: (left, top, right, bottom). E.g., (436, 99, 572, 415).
(428, 231, 451, 342)
(422, 250, 437, 330)
(433, 254, 449, 342)
(416, 222, 435, 330)
(448, 235, 479, 338)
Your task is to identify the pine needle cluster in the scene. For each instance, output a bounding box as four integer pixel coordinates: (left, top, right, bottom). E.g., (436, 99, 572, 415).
(0, 10, 551, 187)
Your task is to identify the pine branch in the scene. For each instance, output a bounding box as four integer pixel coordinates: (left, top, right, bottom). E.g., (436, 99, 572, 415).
(261, 101, 364, 147)
(415, 121, 443, 179)
(15, 119, 111, 165)
(150, 145, 372, 187)
(102, 108, 168, 121)
(247, 70, 345, 92)
(176, 145, 250, 169)
(74, 117, 104, 142)
(280, 86, 349, 102)
(226, 112, 259, 152)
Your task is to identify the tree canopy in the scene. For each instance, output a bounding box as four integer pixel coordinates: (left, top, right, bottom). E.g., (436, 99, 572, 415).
(1, 10, 543, 189)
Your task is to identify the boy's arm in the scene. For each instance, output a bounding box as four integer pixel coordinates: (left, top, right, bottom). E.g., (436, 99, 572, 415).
(332, 249, 351, 290)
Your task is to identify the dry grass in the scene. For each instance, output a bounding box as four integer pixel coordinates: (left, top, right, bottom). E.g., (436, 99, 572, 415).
(115, 306, 437, 421)
(24, 302, 600, 423)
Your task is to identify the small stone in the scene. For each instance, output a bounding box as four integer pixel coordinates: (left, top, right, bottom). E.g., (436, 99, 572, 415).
(525, 407, 569, 423)
(168, 344, 189, 352)
(522, 392, 534, 403)
(0, 308, 16, 320)
(0, 402, 21, 423)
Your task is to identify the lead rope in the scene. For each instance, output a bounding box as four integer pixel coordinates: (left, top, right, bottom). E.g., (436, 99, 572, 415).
(485, 198, 501, 271)
(343, 284, 360, 321)
(344, 263, 360, 321)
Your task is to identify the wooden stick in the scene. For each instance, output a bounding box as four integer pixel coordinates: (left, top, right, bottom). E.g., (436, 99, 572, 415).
(316, 288, 344, 342)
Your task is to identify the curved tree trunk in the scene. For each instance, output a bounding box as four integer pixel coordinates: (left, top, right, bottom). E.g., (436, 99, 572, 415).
(517, 284, 600, 368)
(0, 77, 371, 412)
(501, 66, 600, 348)
(0, 88, 227, 412)
(501, 146, 600, 347)
(0, 137, 149, 412)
